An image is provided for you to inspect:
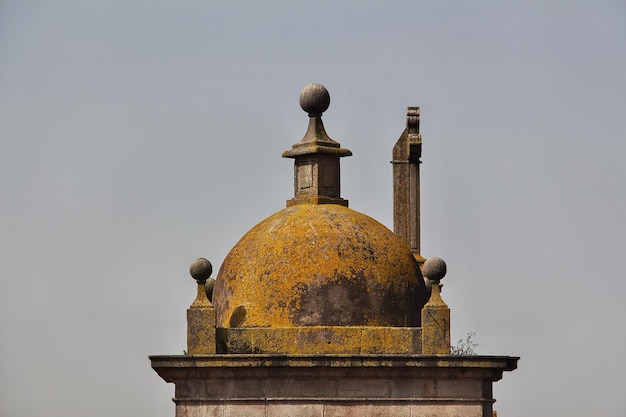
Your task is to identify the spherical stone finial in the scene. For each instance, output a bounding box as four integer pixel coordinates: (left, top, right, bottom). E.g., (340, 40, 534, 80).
(204, 278, 216, 302)
(299, 83, 330, 116)
(190, 258, 212, 282)
(423, 257, 447, 282)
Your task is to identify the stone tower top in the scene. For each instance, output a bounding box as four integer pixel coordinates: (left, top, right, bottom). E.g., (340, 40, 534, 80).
(151, 84, 519, 417)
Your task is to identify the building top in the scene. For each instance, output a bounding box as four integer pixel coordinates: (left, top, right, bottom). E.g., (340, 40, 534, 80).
(182, 84, 455, 355)
(151, 85, 518, 417)
(214, 203, 429, 328)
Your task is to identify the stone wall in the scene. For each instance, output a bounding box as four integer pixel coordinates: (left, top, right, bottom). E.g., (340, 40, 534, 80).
(151, 354, 517, 417)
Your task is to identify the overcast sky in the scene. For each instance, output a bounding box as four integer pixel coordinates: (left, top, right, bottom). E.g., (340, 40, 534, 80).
(1, 1, 625, 417)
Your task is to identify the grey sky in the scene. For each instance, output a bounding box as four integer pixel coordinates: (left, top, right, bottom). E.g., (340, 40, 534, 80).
(1, 1, 625, 416)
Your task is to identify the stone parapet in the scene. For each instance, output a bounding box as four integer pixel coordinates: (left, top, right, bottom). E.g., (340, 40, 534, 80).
(216, 326, 422, 354)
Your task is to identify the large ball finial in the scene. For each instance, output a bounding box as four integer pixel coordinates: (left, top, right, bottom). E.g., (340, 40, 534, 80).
(423, 257, 447, 282)
(299, 83, 330, 116)
(190, 258, 212, 283)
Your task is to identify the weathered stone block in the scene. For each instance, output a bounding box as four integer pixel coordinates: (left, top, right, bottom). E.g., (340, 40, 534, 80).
(324, 403, 369, 417)
(388, 378, 436, 397)
(223, 402, 265, 417)
(267, 402, 324, 417)
(186, 307, 216, 355)
(324, 403, 411, 417)
(175, 404, 222, 417)
(409, 403, 484, 417)
(437, 379, 483, 398)
(335, 379, 388, 397)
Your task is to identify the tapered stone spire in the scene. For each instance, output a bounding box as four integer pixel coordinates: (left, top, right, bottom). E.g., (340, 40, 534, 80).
(283, 83, 352, 207)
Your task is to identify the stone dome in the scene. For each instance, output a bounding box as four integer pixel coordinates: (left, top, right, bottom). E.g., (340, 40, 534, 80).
(213, 203, 429, 328)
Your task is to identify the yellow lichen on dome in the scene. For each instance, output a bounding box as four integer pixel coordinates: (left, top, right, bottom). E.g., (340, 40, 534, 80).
(213, 203, 429, 329)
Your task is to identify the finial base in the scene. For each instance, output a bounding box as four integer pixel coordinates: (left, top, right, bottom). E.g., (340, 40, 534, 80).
(187, 278, 216, 354)
(186, 306, 217, 355)
(421, 283, 451, 354)
(286, 196, 348, 207)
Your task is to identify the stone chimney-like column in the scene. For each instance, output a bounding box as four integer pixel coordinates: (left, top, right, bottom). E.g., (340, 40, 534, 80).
(392, 107, 424, 263)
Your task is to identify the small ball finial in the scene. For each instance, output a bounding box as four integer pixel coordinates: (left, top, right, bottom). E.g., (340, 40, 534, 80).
(299, 83, 330, 116)
(423, 257, 447, 282)
(190, 258, 212, 282)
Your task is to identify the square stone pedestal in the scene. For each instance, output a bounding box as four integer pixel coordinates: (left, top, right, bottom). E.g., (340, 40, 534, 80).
(151, 354, 518, 417)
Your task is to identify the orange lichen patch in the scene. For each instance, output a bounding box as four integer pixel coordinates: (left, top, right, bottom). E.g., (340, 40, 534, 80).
(362, 327, 421, 354)
(421, 283, 451, 354)
(216, 326, 422, 354)
(213, 204, 429, 329)
(187, 306, 216, 355)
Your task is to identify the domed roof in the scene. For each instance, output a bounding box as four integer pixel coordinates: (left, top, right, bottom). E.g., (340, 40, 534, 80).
(213, 203, 429, 328)
(212, 84, 429, 334)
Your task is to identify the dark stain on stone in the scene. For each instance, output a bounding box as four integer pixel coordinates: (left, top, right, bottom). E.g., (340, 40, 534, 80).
(292, 270, 425, 327)
(230, 305, 247, 327)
